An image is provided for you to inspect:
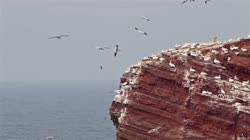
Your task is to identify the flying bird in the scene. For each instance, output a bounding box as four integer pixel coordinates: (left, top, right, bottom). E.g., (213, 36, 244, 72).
(205, 0, 211, 4)
(43, 136, 56, 140)
(48, 35, 69, 39)
(134, 27, 148, 36)
(94, 46, 110, 50)
(113, 44, 120, 57)
(141, 16, 150, 21)
(181, 0, 188, 4)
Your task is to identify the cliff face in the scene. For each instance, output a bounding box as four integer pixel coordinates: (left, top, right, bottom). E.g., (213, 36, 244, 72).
(110, 38, 250, 140)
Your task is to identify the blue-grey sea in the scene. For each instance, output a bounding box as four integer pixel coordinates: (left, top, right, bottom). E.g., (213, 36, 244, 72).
(0, 81, 117, 140)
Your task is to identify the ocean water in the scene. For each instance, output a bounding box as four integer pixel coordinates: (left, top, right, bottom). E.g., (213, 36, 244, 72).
(0, 81, 117, 140)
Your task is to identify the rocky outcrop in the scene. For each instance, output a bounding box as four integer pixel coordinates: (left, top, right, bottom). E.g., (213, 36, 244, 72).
(110, 37, 250, 140)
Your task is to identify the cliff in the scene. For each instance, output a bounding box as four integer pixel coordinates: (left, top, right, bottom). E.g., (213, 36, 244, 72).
(109, 37, 250, 140)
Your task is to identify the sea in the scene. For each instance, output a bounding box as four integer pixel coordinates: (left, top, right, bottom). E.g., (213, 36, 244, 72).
(0, 80, 117, 140)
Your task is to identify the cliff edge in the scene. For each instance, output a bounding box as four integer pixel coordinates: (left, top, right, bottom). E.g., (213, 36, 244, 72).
(110, 38, 250, 140)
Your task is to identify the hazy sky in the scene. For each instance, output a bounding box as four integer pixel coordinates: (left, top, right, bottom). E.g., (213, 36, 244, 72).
(1, 0, 250, 81)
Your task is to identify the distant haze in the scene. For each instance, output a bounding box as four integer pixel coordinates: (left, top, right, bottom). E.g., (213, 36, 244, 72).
(1, 0, 250, 81)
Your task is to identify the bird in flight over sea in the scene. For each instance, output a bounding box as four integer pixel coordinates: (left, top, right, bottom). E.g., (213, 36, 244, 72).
(181, 0, 195, 4)
(134, 27, 148, 36)
(205, 0, 211, 4)
(113, 44, 120, 57)
(43, 136, 56, 140)
(48, 35, 69, 39)
(94, 46, 111, 51)
(141, 16, 150, 21)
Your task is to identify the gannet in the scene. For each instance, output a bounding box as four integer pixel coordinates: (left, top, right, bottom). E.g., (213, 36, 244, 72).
(205, 0, 211, 4)
(230, 45, 239, 51)
(234, 76, 239, 81)
(181, 0, 188, 4)
(242, 80, 249, 86)
(213, 59, 221, 64)
(190, 51, 198, 57)
(202, 91, 212, 95)
(160, 57, 165, 62)
(221, 47, 228, 52)
(235, 52, 240, 55)
(141, 16, 150, 21)
(203, 56, 211, 62)
(190, 67, 196, 73)
(48, 35, 69, 39)
(229, 78, 234, 83)
(169, 60, 175, 68)
(221, 88, 225, 94)
(94, 46, 110, 50)
(214, 75, 221, 80)
(134, 27, 148, 36)
(148, 126, 162, 134)
(113, 44, 120, 57)
(241, 48, 248, 52)
(227, 57, 231, 62)
(200, 72, 208, 76)
(212, 50, 219, 55)
(43, 136, 56, 140)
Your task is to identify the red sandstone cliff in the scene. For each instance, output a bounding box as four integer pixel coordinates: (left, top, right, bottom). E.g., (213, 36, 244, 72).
(110, 38, 250, 140)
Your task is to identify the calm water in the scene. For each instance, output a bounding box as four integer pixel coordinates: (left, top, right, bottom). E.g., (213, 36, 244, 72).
(0, 81, 117, 140)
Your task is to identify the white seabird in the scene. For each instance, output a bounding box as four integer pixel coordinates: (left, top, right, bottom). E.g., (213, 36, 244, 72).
(234, 76, 239, 81)
(214, 75, 221, 80)
(221, 88, 225, 94)
(134, 27, 148, 36)
(227, 57, 231, 62)
(230, 45, 239, 51)
(235, 52, 240, 55)
(229, 78, 234, 83)
(203, 56, 211, 62)
(200, 72, 208, 76)
(190, 67, 196, 73)
(241, 48, 248, 52)
(169, 60, 175, 68)
(141, 16, 150, 21)
(94, 46, 110, 50)
(212, 50, 219, 55)
(213, 59, 221, 64)
(43, 136, 56, 140)
(48, 35, 69, 39)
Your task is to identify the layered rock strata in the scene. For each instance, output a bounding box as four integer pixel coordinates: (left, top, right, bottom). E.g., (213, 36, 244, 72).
(110, 38, 250, 140)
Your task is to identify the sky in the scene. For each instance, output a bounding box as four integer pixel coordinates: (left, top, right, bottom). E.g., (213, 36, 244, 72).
(1, 0, 250, 81)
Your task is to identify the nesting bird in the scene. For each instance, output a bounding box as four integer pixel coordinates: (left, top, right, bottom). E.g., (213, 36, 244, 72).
(241, 48, 248, 52)
(169, 60, 176, 68)
(200, 72, 208, 76)
(189, 67, 196, 73)
(214, 75, 221, 80)
(203, 56, 211, 62)
(230, 45, 239, 51)
(212, 50, 219, 55)
(221, 88, 225, 94)
(213, 58, 221, 64)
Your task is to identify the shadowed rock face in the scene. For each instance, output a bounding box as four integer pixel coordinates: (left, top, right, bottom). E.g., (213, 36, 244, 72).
(110, 38, 250, 140)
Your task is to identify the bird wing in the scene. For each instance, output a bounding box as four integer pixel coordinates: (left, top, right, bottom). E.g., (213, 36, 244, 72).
(48, 36, 58, 39)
